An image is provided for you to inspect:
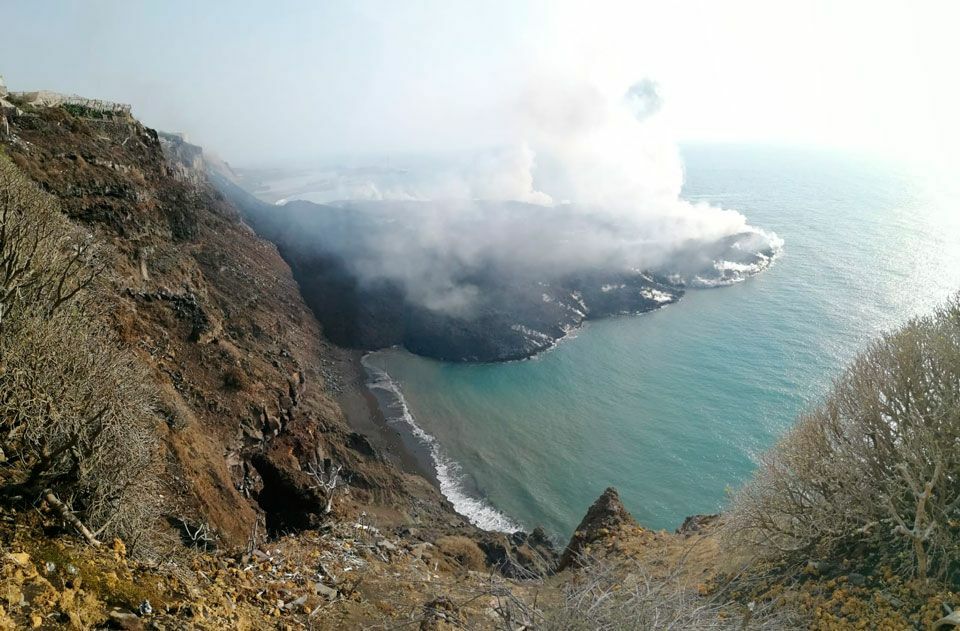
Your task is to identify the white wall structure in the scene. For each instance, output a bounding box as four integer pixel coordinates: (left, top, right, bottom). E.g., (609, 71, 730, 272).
(10, 90, 131, 115)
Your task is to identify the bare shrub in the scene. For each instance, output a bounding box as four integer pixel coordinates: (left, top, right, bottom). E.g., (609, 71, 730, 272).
(0, 156, 159, 550)
(726, 295, 960, 581)
(504, 554, 802, 630)
(0, 157, 99, 329)
(305, 452, 344, 515)
(221, 365, 248, 391)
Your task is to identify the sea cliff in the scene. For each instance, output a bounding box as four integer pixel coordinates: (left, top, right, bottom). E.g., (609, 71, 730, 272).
(1, 88, 956, 630)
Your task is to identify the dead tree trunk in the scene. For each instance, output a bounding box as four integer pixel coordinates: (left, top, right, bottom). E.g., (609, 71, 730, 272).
(43, 488, 102, 547)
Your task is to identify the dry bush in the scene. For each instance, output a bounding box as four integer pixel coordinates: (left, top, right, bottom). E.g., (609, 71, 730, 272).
(435, 535, 488, 571)
(0, 156, 99, 329)
(496, 554, 802, 630)
(0, 156, 160, 550)
(726, 295, 960, 581)
(221, 365, 248, 391)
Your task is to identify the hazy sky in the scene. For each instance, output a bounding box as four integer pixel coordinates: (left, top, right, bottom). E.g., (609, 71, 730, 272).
(2, 1, 958, 167)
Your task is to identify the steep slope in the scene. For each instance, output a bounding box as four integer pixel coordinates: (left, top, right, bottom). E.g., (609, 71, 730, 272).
(5, 91, 957, 631)
(0, 96, 442, 545)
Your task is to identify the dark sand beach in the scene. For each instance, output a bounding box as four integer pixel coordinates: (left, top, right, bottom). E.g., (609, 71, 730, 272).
(331, 348, 439, 488)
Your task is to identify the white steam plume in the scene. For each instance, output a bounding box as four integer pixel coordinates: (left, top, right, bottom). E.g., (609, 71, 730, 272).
(259, 77, 782, 313)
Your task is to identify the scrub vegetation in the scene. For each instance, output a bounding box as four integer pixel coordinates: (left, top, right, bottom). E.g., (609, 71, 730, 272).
(1, 98, 959, 628)
(0, 157, 160, 551)
(728, 296, 960, 583)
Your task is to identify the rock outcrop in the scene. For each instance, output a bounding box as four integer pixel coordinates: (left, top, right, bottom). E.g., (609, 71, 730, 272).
(676, 513, 721, 536)
(477, 527, 558, 578)
(558, 487, 637, 570)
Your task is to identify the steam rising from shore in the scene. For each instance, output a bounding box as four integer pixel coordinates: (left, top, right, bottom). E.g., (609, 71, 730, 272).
(260, 78, 782, 314)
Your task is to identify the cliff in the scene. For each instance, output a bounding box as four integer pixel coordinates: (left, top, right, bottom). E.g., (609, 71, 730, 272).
(1, 89, 957, 630)
(0, 92, 443, 544)
(0, 91, 579, 628)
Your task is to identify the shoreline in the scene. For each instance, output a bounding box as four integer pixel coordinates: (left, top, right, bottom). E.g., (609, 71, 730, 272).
(334, 346, 524, 533)
(332, 347, 440, 488)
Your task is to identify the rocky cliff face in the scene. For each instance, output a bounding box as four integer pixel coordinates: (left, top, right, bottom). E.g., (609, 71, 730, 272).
(0, 98, 441, 545)
(0, 94, 561, 575)
(558, 487, 638, 570)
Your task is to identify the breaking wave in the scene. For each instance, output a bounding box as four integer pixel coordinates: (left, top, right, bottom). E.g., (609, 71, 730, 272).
(362, 356, 523, 533)
(688, 232, 784, 288)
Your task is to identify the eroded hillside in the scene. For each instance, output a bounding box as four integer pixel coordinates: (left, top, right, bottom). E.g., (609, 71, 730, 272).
(0, 92, 574, 629)
(1, 95, 444, 544)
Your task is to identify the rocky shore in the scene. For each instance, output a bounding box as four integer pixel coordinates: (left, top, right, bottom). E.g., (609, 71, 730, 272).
(3, 84, 957, 631)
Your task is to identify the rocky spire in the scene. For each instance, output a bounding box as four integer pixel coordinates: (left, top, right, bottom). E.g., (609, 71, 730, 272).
(558, 487, 637, 570)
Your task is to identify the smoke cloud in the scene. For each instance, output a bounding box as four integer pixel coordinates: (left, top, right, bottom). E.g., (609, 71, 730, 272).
(251, 78, 783, 315)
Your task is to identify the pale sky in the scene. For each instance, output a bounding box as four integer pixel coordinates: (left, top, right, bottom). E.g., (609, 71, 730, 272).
(2, 1, 958, 167)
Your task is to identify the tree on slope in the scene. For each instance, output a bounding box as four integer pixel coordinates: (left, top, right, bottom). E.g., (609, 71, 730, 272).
(728, 294, 960, 582)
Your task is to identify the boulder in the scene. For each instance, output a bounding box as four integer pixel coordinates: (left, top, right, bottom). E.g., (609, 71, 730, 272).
(477, 528, 558, 578)
(676, 513, 720, 536)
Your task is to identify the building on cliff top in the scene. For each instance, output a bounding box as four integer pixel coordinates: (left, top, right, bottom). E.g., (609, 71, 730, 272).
(0, 77, 17, 129)
(8, 88, 131, 116)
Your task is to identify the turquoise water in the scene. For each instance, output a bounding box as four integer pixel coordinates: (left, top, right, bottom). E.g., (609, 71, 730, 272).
(365, 145, 960, 538)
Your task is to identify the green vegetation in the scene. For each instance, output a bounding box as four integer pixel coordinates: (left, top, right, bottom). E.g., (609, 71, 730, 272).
(61, 103, 119, 120)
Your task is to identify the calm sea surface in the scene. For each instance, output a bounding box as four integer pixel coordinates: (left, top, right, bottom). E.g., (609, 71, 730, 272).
(364, 145, 960, 537)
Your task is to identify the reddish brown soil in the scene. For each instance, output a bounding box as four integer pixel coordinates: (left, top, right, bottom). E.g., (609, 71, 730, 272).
(1, 104, 446, 546)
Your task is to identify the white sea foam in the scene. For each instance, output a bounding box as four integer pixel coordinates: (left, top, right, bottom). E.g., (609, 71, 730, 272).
(562, 303, 587, 318)
(689, 238, 784, 288)
(361, 356, 523, 533)
(570, 291, 588, 313)
(510, 324, 554, 345)
(640, 288, 674, 303)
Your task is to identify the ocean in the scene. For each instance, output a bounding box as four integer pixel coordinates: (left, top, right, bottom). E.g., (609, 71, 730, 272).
(362, 144, 960, 538)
